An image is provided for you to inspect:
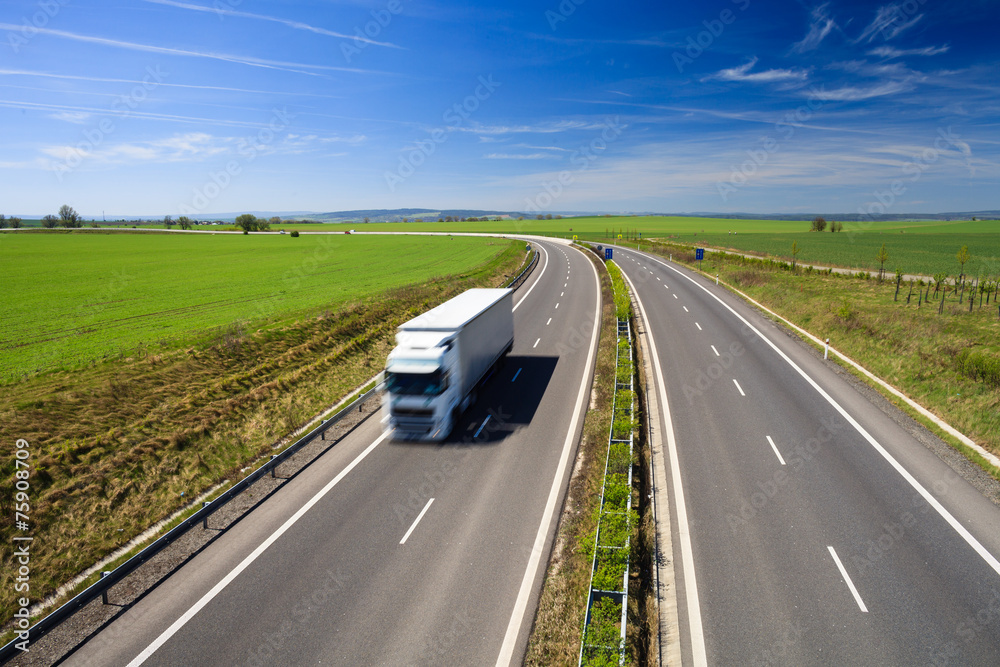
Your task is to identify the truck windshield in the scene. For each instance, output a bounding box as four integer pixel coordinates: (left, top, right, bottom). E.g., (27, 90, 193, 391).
(385, 370, 447, 396)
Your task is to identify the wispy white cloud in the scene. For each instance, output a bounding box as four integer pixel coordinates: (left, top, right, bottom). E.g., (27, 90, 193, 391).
(41, 132, 230, 165)
(0, 68, 341, 98)
(0, 23, 379, 76)
(868, 45, 950, 58)
(856, 4, 924, 43)
(704, 57, 810, 84)
(48, 111, 91, 124)
(484, 153, 554, 160)
(809, 80, 912, 101)
(143, 0, 403, 49)
(792, 4, 837, 53)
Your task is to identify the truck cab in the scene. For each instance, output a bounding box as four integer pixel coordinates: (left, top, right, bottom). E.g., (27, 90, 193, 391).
(384, 332, 463, 440)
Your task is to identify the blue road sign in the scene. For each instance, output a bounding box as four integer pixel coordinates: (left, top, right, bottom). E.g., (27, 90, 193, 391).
(696, 248, 705, 260)
(605, 248, 613, 260)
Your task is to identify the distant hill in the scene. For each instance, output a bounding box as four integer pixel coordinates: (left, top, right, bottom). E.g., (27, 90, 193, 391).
(298, 209, 531, 223)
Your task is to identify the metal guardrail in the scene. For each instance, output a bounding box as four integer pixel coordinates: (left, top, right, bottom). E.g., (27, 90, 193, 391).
(579, 263, 634, 666)
(0, 373, 385, 663)
(504, 246, 539, 290)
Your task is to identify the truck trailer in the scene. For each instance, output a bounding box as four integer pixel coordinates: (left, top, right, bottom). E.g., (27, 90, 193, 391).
(383, 288, 514, 440)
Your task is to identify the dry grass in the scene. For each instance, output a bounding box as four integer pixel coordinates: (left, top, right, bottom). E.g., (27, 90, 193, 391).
(525, 248, 616, 667)
(0, 244, 523, 624)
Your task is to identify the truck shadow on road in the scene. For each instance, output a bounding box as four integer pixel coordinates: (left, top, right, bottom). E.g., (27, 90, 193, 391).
(390, 355, 559, 447)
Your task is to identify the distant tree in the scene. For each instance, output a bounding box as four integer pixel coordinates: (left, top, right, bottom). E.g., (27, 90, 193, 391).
(10, 216, 22, 228)
(58, 204, 81, 227)
(438, 218, 444, 222)
(791, 241, 800, 269)
(178, 216, 193, 230)
(257, 217, 271, 231)
(363, 217, 370, 224)
(555, 214, 562, 219)
(42, 214, 59, 228)
(517, 216, 524, 221)
(876, 243, 889, 282)
(956, 245, 971, 282)
(235, 213, 258, 232)
(0, 214, 6, 228)
(402, 217, 408, 223)
(811, 216, 827, 232)
(536, 215, 544, 220)
(545, 213, 553, 220)
(164, 215, 174, 229)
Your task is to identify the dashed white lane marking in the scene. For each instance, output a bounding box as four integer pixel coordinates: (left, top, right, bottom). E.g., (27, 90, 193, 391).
(695, 322, 702, 331)
(766, 436, 786, 465)
(546, 318, 552, 325)
(533, 338, 540, 348)
(733, 379, 746, 396)
(828, 546, 869, 613)
(711, 345, 720, 357)
(400, 498, 434, 544)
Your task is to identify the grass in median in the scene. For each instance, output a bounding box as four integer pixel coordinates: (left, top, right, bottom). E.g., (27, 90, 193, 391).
(645, 240, 1000, 461)
(0, 241, 524, 628)
(525, 247, 616, 667)
(0, 232, 514, 382)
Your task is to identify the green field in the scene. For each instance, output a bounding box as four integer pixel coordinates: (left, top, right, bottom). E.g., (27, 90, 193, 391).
(302, 215, 1000, 279)
(0, 232, 512, 382)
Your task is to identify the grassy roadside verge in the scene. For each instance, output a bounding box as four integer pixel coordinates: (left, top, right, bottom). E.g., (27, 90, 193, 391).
(526, 247, 656, 667)
(525, 247, 615, 666)
(642, 239, 1000, 466)
(0, 242, 524, 627)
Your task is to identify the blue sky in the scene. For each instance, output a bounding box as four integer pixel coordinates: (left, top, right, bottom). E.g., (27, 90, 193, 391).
(1, 0, 998, 217)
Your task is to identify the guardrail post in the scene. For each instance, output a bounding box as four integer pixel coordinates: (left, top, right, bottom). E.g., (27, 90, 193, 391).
(202, 501, 211, 529)
(270, 455, 278, 478)
(321, 420, 326, 440)
(101, 572, 110, 604)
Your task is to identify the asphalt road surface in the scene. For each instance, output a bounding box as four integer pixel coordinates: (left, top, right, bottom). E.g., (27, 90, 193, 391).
(63, 237, 601, 667)
(613, 245, 1000, 666)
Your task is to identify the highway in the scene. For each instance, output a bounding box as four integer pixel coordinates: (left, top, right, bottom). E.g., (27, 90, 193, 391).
(62, 238, 601, 666)
(612, 246, 1000, 665)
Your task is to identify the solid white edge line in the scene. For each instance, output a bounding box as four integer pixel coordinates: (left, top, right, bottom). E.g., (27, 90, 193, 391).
(767, 436, 787, 466)
(495, 245, 601, 667)
(617, 258, 708, 666)
(513, 243, 549, 312)
(828, 546, 869, 612)
(637, 248, 1000, 579)
(400, 498, 434, 545)
(127, 431, 390, 667)
(733, 379, 746, 396)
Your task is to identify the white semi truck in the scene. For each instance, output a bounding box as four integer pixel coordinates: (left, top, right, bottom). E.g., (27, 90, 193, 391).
(383, 288, 514, 440)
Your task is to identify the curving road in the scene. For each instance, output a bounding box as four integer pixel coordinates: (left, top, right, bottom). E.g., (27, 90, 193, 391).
(63, 237, 601, 667)
(612, 245, 1000, 665)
